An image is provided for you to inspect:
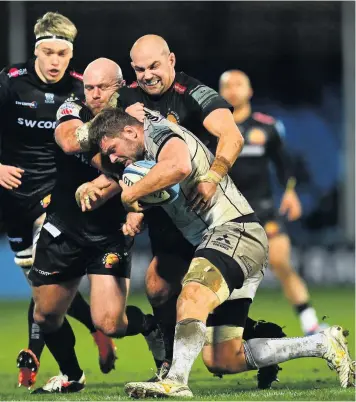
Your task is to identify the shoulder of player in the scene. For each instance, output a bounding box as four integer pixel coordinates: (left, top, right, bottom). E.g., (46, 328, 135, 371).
(1, 62, 29, 81)
(174, 72, 202, 95)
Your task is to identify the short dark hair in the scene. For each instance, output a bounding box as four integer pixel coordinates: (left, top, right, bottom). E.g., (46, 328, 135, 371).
(89, 107, 143, 146)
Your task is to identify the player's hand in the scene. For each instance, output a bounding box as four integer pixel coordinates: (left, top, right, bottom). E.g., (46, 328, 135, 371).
(125, 102, 145, 122)
(75, 182, 105, 212)
(188, 181, 218, 213)
(0, 164, 24, 190)
(279, 189, 302, 221)
(122, 212, 145, 236)
(119, 180, 144, 212)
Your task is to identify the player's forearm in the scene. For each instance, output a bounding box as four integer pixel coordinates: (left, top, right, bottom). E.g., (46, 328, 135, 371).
(124, 160, 190, 203)
(204, 108, 244, 167)
(55, 120, 84, 154)
(91, 174, 121, 198)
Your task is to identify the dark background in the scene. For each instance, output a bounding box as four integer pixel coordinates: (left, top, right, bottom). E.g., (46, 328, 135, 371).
(0, 1, 342, 106)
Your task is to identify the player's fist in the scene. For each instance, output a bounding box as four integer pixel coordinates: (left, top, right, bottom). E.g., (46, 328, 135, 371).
(0, 164, 24, 190)
(75, 182, 104, 212)
(279, 189, 302, 221)
(122, 212, 145, 237)
(125, 102, 145, 122)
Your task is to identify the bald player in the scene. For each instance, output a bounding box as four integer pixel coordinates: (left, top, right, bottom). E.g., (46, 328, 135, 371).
(110, 34, 288, 389)
(219, 70, 324, 335)
(29, 58, 158, 394)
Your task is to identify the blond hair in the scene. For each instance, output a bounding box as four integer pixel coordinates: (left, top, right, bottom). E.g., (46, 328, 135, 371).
(34, 12, 77, 42)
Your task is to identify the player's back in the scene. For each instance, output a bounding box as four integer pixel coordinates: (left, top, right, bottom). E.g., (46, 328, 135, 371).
(144, 110, 254, 245)
(0, 59, 83, 198)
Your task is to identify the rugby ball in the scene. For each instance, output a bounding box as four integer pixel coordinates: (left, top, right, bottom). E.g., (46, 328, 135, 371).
(122, 160, 180, 206)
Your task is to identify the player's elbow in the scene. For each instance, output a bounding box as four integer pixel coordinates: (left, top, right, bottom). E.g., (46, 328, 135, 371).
(175, 160, 192, 180)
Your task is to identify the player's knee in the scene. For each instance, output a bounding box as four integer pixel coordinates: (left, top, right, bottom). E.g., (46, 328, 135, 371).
(94, 313, 127, 338)
(33, 308, 63, 332)
(145, 259, 173, 306)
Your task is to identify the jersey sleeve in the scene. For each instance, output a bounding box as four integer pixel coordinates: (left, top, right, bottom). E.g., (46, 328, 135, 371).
(185, 77, 232, 122)
(0, 70, 12, 110)
(267, 120, 294, 187)
(56, 101, 84, 126)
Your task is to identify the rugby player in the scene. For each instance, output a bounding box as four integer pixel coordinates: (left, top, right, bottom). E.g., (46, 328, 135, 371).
(0, 12, 115, 388)
(89, 107, 354, 398)
(115, 34, 286, 388)
(30, 58, 158, 394)
(219, 70, 324, 335)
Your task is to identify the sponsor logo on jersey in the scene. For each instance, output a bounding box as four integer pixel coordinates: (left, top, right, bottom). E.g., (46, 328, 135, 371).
(56, 101, 81, 120)
(167, 111, 179, 124)
(248, 128, 266, 145)
(189, 85, 218, 108)
(252, 112, 276, 125)
(173, 82, 187, 94)
(45, 93, 55, 104)
(15, 101, 38, 108)
(40, 194, 51, 208)
(264, 221, 280, 237)
(7, 68, 27, 78)
(70, 71, 83, 81)
(17, 118, 56, 129)
(102, 253, 120, 268)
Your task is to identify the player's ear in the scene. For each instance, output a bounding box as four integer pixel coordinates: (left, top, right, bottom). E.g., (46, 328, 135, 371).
(168, 52, 176, 68)
(249, 87, 254, 100)
(34, 47, 39, 57)
(124, 125, 138, 139)
(130, 62, 135, 71)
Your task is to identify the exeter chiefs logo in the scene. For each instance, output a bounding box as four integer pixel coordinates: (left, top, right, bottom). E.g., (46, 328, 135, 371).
(102, 253, 120, 269)
(40, 194, 51, 208)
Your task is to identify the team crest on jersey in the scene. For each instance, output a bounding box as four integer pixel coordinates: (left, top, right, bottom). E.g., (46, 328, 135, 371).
(40, 194, 51, 208)
(167, 111, 179, 124)
(102, 253, 120, 268)
(248, 128, 266, 145)
(264, 221, 280, 237)
(45, 93, 55, 104)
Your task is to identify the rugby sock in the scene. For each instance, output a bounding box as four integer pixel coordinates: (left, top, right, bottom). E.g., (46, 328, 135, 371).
(67, 292, 96, 333)
(28, 298, 45, 359)
(152, 297, 177, 363)
(295, 303, 319, 334)
(243, 333, 327, 369)
(125, 305, 155, 336)
(43, 318, 83, 381)
(167, 319, 207, 385)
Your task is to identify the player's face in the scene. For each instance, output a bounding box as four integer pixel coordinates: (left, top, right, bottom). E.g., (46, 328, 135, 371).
(84, 74, 118, 116)
(131, 51, 175, 96)
(100, 131, 145, 167)
(220, 73, 252, 108)
(34, 42, 72, 84)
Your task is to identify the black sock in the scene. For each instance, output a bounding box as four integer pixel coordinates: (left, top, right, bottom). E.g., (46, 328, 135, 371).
(43, 318, 83, 381)
(152, 296, 178, 363)
(28, 298, 45, 360)
(125, 305, 155, 336)
(67, 292, 96, 333)
(295, 302, 311, 314)
(242, 317, 257, 341)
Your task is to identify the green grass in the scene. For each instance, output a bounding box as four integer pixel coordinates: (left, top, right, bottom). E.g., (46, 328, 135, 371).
(0, 287, 355, 401)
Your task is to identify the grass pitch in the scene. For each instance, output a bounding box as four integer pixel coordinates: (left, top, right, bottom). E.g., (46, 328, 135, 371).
(0, 287, 354, 401)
